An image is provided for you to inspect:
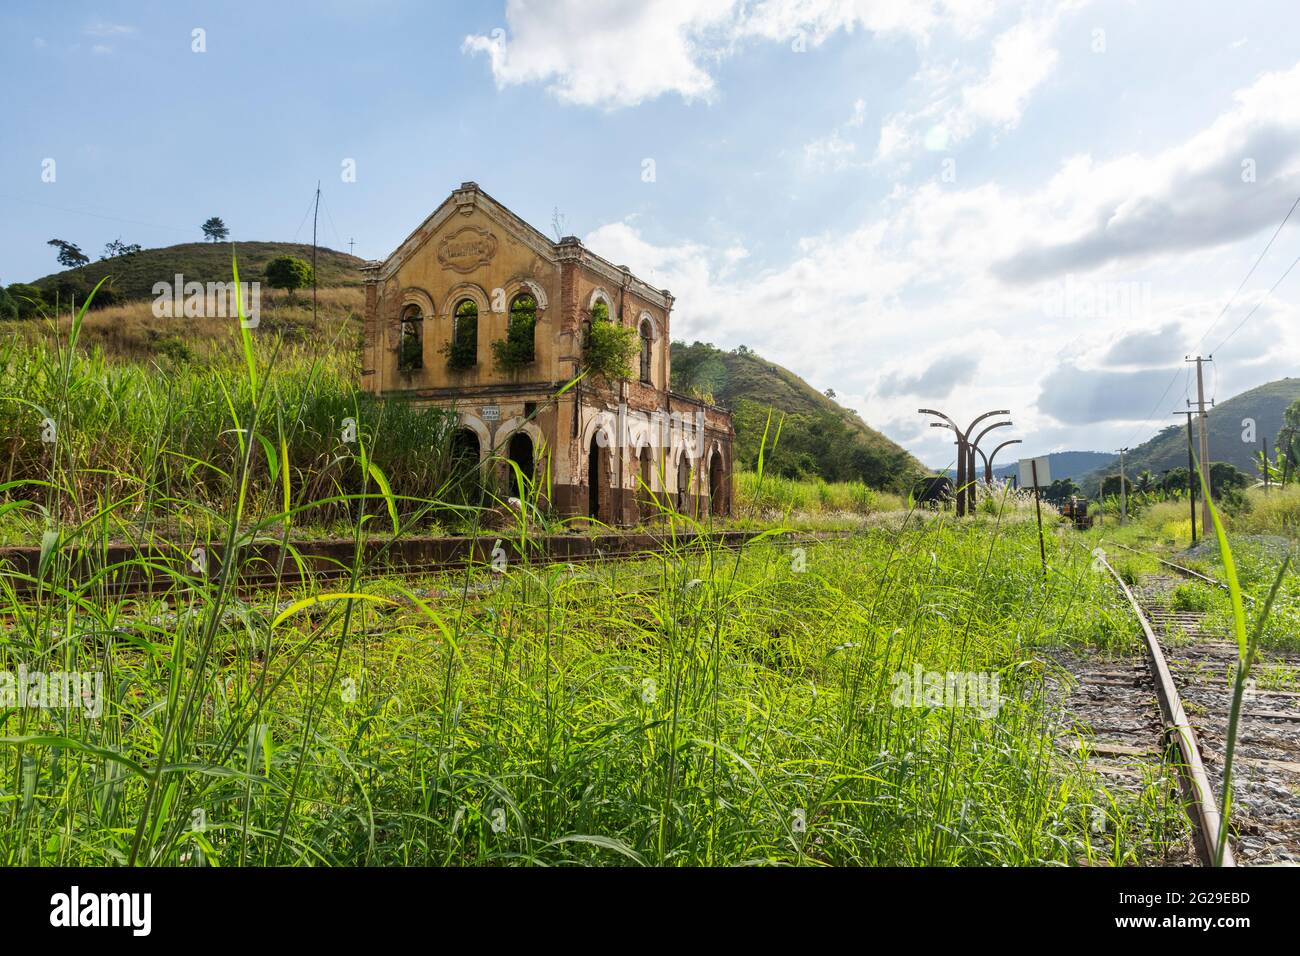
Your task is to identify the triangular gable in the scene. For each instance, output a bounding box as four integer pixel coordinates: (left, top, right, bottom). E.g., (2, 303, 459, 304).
(376, 182, 559, 282)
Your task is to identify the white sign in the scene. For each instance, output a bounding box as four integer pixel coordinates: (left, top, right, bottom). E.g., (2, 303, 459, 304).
(1018, 456, 1052, 488)
(482, 405, 500, 422)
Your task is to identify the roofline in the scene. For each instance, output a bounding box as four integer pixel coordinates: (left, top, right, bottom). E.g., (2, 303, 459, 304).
(371, 182, 673, 310)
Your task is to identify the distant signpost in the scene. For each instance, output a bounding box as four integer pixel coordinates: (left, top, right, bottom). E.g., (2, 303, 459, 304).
(1018, 455, 1051, 488)
(1019, 456, 1051, 577)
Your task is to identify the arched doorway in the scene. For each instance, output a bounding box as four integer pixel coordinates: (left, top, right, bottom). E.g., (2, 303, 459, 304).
(506, 432, 533, 497)
(709, 450, 725, 516)
(677, 456, 691, 513)
(638, 446, 654, 519)
(588, 433, 602, 519)
(450, 427, 481, 504)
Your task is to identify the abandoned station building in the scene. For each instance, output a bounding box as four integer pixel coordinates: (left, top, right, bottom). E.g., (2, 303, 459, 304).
(361, 183, 734, 523)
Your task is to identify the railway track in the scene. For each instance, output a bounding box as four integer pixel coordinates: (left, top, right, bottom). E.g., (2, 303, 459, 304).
(1062, 541, 1300, 866)
(0, 527, 849, 601)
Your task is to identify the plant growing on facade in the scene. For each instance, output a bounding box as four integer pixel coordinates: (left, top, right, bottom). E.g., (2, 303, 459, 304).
(490, 292, 537, 372)
(582, 304, 638, 383)
(441, 298, 479, 370)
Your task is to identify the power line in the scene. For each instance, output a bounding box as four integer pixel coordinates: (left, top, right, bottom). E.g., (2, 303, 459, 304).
(0, 192, 192, 236)
(1195, 192, 1300, 349)
(1211, 249, 1300, 355)
(1117, 193, 1300, 451)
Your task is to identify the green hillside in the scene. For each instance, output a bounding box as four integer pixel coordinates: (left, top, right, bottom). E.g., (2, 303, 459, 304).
(672, 341, 924, 491)
(1083, 377, 1300, 490)
(27, 241, 365, 303)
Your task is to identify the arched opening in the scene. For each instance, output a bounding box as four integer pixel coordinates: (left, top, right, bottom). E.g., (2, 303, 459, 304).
(398, 304, 423, 371)
(448, 298, 478, 369)
(507, 292, 537, 364)
(677, 456, 691, 513)
(588, 433, 603, 520)
(449, 427, 481, 503)
(639, 320, 653, 384)
(638, 445, 654, 519)
(709, 450, 725, 516)
(506, 431, 534, 496)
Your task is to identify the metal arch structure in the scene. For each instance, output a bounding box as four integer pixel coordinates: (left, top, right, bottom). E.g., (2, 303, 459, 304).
(986, 438, 1023, 482)
(969, 420, 1012, 510)
(918, 408, 1012, 516)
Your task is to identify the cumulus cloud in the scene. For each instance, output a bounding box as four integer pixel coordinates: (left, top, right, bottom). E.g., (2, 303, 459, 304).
(463, 0, 999, 109)
(579, 60, 1300, 454)
(874, 4, 1074, 163)
(994, 62, 1300, 281)
(1101, 323, 1186, 367)
(877, 353, 980, 397)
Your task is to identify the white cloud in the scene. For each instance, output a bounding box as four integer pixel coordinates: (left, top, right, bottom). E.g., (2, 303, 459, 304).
(995, 61, 1300, 281)
(803, 97, 871, 170)
(874, 4, 1073, 162)
(464, 0, 1000, 109)
(582, 61, 1300, 459)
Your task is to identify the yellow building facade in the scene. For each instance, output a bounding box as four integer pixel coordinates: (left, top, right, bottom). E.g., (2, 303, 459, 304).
(361, 183, 734, 523)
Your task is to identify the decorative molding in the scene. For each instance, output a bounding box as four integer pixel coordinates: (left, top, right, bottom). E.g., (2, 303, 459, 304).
(436, 225, 498, 274)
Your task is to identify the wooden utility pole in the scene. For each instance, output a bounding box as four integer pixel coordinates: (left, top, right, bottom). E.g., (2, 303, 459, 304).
(348, 237, 356, 256)
(1187, 355, 1213, 530)
(1174, 411, 1197, 544)
(312, 180, 321, 325)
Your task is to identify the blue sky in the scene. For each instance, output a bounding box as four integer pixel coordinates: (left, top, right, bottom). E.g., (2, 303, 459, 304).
(4, 0, 1300, 468)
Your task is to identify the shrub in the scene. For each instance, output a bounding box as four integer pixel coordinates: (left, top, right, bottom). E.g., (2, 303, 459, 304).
(264, 255, 314, 300)
(583, 318, 638, 382)
(490, 315, 537, 372)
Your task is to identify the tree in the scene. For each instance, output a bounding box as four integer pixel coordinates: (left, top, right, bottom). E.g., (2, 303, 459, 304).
(824, 388, 836, 399)
(263, 255, 313, 301)
(1134, 469, 1154, 493)
(1208, 461, 1248, 495)
(201, 217, 229, 242)
(1163, 467, 1190, 494)
(1043, 478, 1080, 504)
(101, 237, 142, 260)
(4, 283, 46, 319)
(46, 239, 88, 268)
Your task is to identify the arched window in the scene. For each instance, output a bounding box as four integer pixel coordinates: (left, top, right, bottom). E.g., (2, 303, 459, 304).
(639, 319, 653, 384)
(398, 304, 423, 371)
(447, 298, 478, 369)
(508, 292, 537, 363)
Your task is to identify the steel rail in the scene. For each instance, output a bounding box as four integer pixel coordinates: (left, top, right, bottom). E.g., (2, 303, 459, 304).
(1093, 549, 1235, 866)
(0, 528, 852, 601)
(1108, 540, 1256, 604)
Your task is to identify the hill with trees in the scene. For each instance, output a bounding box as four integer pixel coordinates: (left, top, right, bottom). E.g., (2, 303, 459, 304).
(13, 240, 364, 312)
(1081, 377, 1300, 492)
(671, 340, 924, 490)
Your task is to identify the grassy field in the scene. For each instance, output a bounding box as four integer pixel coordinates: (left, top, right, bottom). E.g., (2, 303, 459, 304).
(2, 506, 1179, 865)
(22, 282, 1300, 866)
(0, 293, 1194, 865)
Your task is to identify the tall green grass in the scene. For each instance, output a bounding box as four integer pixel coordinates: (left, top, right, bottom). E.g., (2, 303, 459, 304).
(0, 266, 1169, 866)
